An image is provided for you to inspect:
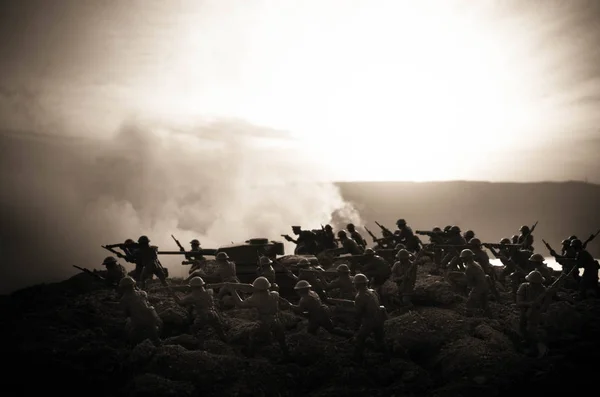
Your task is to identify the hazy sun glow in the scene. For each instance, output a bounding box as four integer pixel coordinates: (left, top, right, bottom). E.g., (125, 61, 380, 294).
(119, 1, 556, 181)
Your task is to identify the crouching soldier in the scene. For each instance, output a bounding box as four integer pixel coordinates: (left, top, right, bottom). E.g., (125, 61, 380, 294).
(289, 280, 353, 338)
(324, 264, 356, 300)
(215, 252, 241, 302)
(460, 249, 491, 317)
(516, 271, 550, 358)
(228, 277, 291, 361)
(257, 256, 279, 292)
(102, 256, 127, 287)
(352, 273, 391, 364)
(118, 277, 162, 346)
(172, 276, 228, 346)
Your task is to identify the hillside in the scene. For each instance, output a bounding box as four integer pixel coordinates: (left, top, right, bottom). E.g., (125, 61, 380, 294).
(337, 181, 600, 257)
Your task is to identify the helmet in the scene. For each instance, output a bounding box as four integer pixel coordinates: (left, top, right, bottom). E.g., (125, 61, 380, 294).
(297, 258, 311, 268)
(259, 256, 273, 266)
(525, 271, 544, 284)
(216, 252, 229, 261)
(324, 224, 332, 230)
(119, 277, 136, 288)
(102, 256, 117, 265)
(353, 273, 369, 284)
(529, 253, 545, 263)
(396, 219, 407, 226)
(364, 248, 375, 256)
(124, 239, 135, 245)
(561, 239, 571, 246)
(138, 235, 150, 244)
(464, 230, 475, 239)
(460, 249, 474, 258)
(291, 226, 301, 231)
(394, 244, 405, 250)
(346, 223, 355, 230)
(189, 277, 205, 287)
(396, 249, 410, 259)
(190, 239, 200, 245)
(443, 225, 452, 232)
(519, 225, 530, 233)
(432, 227, 442, 232)
(570, 239, 582, 249)
(337, 230, 347, 238)
(568, 235, 578, 241)
(499, 238, 511, 245)
(511, 235, 519, 242)
(252, 276, 271, 290)
(294, 280, 312, 290)
(469, 238, 481, 246)
(450, 226, 461, 233)
(336, 264, 350, 273)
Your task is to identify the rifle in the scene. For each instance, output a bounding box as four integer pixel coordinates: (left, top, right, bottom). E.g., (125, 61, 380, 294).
(481, 243, 522, 250)
(281, 234, 296, 243)
(101, 245, 127, 259)
(541, 239, 556, 256)
(519, 221, 538, 248)
(430, 244, 473, 250)
(364, 226, 379, 242)
(582, 228, 600, 249)
(73, 265, 105, 281)
(415, 230, 446, 237)
(171, 234, 185, 251)
(528, 265, 578, 315)
(156, 249, 219, 256)
(375, 221, 394, 237)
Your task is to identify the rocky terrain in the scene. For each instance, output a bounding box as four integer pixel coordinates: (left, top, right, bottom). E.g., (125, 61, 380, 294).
(4, 260, 600, 397)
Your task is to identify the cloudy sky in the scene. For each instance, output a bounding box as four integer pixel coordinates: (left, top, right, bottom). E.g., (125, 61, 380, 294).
(1, 0, 600, 182)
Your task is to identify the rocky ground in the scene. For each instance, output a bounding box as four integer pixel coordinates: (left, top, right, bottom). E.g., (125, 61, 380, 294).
(4, 262, 600, 397)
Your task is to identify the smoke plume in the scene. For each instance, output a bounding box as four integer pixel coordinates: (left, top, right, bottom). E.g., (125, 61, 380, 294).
(0, 118, 361, 294)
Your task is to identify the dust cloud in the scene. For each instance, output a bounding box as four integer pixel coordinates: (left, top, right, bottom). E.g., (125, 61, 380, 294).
(0, 118, 362, 294)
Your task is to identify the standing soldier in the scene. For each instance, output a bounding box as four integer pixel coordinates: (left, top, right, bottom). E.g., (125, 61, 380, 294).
(257, 256, 279, 292)
(391, 249, 418, 307)
(361, 248, 392, 298)
(395, 219, 420, 252)
(137, 236, 170, 290)
(228, 277, 291, 361)
(118, 276, 163, 346)
(460, 249, 491, 316)
(172, 276, 228, 346)
(551, 239, 599, 298)
(324, 264, 356, 300)
(347, 223, 367, 249)
(322, 224, 338, 249)
(518, 225, 534, 251)
(337, 230, 365, 255)
(469, 239, 500, 300)
(185, 239, 206, 274)
(352, 273, 390, 364)
(516, 271, 550, 357)
(527, 254, 555, 285)
(102, 256, 127, 286)
(288, 280, 353, 337)
(214, 252, 241, 302)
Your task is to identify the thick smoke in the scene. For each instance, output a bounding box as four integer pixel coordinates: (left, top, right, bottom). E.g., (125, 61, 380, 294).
(0, 118, 361, 293)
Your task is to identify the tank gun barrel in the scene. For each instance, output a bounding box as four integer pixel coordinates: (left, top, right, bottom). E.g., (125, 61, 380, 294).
(157, 249, 218, 256)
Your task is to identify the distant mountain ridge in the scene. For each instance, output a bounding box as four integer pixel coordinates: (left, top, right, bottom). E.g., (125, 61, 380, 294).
(336, 180, 600, 257)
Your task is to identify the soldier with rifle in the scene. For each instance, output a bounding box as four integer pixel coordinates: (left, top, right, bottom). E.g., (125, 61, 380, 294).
(281, 226, 318, 255)
(257, 256, 279, 292)
(323, 264, 356, 300)
(416, 227, 447, 267)
(102, 238, 140, 279)
(347, 223, 367, 249)
(460, 249, 491, 317)
(517, 222, 538, 251)
(527, 253, 555, 285)
(484, 239, 527, 301)
(391, 249, 419, 307)
(73, 256, 127, 289)
(336, 230, 364, 255)
(289, 258, 330, 303)
(118, 276, 163, 346)
(364, 226, 393, 249)
(171, 276, 228, 346)
(174, 236, 205, 274)
(227, 276, 291, 361)
(321, 224, 338, 249)
(136, 235, 171, 291)
(469, 239, 500, 300)
(360, 248, 392, 299)
(549, 238, 599, 298)
(288, 280, 354, 338)
(394, 219, 421, 252)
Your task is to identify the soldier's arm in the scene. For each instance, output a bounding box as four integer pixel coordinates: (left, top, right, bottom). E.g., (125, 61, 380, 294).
(231, 289, 253, 308)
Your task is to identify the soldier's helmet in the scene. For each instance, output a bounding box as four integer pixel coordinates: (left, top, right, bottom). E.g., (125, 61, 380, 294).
(529, 253, 545, 263)
(499, 238, 511, 245)
(102, 256, 117, 266)
(336, 264, 350, 273)
(450, 226, 461, 233)
(396, 219, 407, 226)
(394, 244, 405, 250)
(469, 238, 482, 247)
(561, 239, 571, 246)
(396, 249, 410, 260)
(459, 249, 474, 259)
(294, 280, 312, 290)
(353, 273, 369, 284)
(119, 277, 136, 288)
(570, 239, 583, 249)
(324, 224, 333, 231)
(138, 235, 150, 244)
(124, 239, 135, 245)
(252, 276, 271, 290)
(337, 230, 347, 238)
(189, 276, 205, 287)
(443, 225, 452, 232)
(519, 225, 530, 233)
(568, 235, 578, 241)
(364, 248, 375, 256)
(291, 226, 301, 231)
(525, 270, 544, 284)
(190, 239, 200, 246)
(297, 258, 311, 268)
(432, 227, 442, 232)
(346, 223, 355, 230)
(464, 230, 475, 239)
(259, 256, 273, 266)
(216, 252, 229, 261)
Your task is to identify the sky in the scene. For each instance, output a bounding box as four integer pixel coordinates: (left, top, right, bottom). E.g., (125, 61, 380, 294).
(1, 0, 600, 182)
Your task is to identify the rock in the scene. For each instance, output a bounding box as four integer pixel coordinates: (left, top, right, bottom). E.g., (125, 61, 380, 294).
(413, 276, 465, 307)
(163, 334, 201, 350)
(385, 307, 470, 364)
(121, 373, 196, 397)
(544, 301, 583, 339)
(157, 307, 189, 328)
(129, 339, 158, 366)
(473, 323, 514, 351)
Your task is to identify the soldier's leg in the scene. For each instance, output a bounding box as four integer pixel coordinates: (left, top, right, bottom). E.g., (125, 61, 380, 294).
(154, 267, 169, 287)
(518, 311, 529, 340)
(139, 266, 150, 289)
(353, 323, 372, 363)
(373, 324, 391, 361)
